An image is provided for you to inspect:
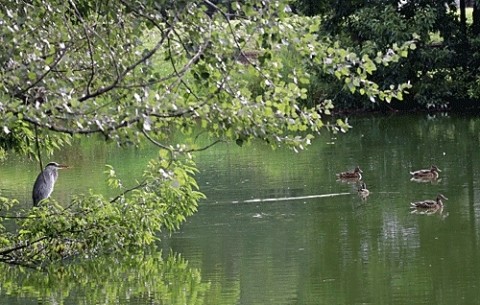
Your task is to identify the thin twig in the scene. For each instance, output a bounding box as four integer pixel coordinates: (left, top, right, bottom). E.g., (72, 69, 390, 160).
(0, 236, 49, 257)
(0, 215, 34, 219)
(184, 139, 225, 153)
(13, 45, 69, 101)
(203, 0, 264, 69)
(141, 128, 174, 157)
(77, 27, 173, 102)
(110, 179, 148, 204)
(34, 124, 44, 170)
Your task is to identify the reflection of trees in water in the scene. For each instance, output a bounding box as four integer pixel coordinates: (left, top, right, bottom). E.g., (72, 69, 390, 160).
(0, 252, 212, 305)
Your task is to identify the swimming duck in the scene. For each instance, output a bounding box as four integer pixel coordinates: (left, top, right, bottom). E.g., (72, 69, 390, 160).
(336, 166, 363, 180)
(410, 193, 448, 210)
(409, 165, 441, 179)
(357, 182, 369, 199)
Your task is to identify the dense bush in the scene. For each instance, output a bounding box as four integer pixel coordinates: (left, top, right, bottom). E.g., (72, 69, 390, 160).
(292, 0, 480, 112)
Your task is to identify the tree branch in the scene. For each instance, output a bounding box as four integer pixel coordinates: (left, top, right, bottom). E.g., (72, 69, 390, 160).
(34, 124, 44, 170)
(141, 128, 174, 154)
(202, 0, 261, 67)
(77, 28, 173, 102)
(184, 139, 225, 153)
(0, 236, 49, 257)
(110, 180, 148, 204)
(13, 43, 70, 101)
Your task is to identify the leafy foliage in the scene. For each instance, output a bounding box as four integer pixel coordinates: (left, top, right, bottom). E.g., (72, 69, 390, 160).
(1, 157, 203, 266)
(293, 0, 480, 111)
(0, 0, 411, 267)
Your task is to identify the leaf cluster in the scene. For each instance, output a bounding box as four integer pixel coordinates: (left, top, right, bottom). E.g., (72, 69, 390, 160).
(0, 157, 203, 268)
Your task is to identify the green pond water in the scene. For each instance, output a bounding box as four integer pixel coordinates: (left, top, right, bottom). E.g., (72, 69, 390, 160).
(1, 113, 480, 304)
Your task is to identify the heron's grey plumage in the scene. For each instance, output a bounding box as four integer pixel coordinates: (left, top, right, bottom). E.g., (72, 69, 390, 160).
(32, 162, 66, 206)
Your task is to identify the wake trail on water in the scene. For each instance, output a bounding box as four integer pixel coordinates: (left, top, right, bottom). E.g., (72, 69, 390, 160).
(231, 192, 352, 204)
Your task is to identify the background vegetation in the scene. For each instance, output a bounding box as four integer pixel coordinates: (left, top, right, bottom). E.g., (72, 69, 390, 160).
(292, 0, 480, 112)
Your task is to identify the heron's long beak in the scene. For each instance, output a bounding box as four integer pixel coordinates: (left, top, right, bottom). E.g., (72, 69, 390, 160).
(58, 164, 70, 169)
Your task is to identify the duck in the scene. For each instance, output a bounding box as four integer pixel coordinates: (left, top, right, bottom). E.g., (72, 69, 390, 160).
(357, 182, 369, 199)
(409, 165, 441, 179)
(336, 166, 363, 180)
(410, 193, 448, 210)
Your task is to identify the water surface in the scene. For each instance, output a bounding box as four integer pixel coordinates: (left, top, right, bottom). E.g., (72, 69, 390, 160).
(1, 114, 480, 304)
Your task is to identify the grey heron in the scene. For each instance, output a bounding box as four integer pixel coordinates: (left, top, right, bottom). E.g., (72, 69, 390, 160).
(32, 162, 68, 206)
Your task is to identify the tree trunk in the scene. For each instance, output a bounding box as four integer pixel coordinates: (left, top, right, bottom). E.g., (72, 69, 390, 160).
(473, 0, 480, 36)
(460, 0, 467, 35)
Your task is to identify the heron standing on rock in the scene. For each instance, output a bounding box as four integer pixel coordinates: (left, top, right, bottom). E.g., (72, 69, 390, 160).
(32, 162, 68, 206)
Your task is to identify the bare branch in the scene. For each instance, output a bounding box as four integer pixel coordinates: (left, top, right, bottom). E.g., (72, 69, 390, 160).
(34, 124, 44, 170)
(119, 0, 165, 32)
(77, 33, 171, 101)
(184, 139, 225, 153)
(166, 38, 212, 92)
(76, 2, 174, 103)
(68, 0, 122, 91)
(13, 44, 70, 101)
(110, 180, 148, 204)
(0, 215, 33, 219)
(141, 128, 174, 153)
(0, 236, 49, 257)
(20, 112, 141, 135)
(83, 21, 96, 95)
(202, 0, 266, 70)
